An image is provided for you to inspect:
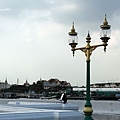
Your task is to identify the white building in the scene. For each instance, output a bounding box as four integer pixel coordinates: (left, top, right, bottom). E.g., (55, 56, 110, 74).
(0, 78, 10, 90)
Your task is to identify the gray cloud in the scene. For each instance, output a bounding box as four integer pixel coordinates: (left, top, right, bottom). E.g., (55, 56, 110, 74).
(0, 0, 119, 86)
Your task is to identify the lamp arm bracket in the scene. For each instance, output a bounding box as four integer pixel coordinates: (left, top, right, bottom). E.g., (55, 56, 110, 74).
(73, 43, 107, 51)
(91, 43, 108, 49)
(72, 42, 107, 58)
(91, 43, 108, 52)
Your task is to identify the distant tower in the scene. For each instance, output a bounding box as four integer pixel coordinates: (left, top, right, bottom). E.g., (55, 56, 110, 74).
(24, 79, 29, 87)
(17, 78, 19, 85)
(40, 76, 42, 81)
(5, 77, 8, 89)
(5, 77, 8, 84)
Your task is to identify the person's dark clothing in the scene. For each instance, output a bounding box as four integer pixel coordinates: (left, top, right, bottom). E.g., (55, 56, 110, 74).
(62, 93, 67, 104)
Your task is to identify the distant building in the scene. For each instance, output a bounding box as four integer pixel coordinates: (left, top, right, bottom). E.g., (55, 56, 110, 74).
(24, 79, 29, 87)
(0, 78, 10, 90)
(43, 81, 57, 90)
(90, 82, 120, 88)
(42, 78, 71, 90)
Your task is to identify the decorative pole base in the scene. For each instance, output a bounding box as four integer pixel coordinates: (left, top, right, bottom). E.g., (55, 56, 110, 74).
(83, 106, 93, 120)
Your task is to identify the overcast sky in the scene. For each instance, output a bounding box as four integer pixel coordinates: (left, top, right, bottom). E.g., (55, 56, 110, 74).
(0, 0, 120, 86)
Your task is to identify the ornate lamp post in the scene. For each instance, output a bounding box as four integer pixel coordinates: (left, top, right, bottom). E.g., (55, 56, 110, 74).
(68, 15, 111, 120)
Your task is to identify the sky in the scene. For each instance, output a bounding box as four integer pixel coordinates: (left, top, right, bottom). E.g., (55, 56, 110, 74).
(0, 0, 120, 86)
